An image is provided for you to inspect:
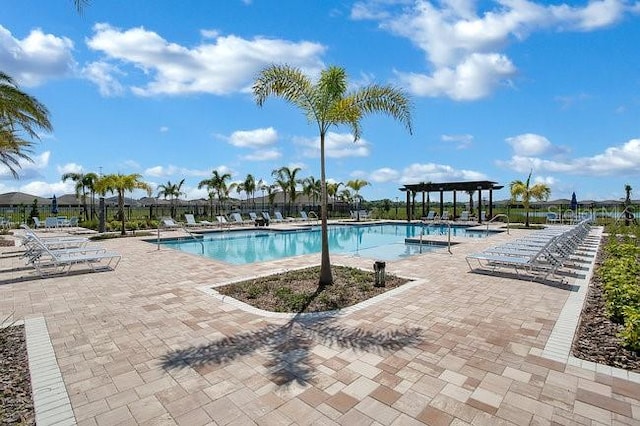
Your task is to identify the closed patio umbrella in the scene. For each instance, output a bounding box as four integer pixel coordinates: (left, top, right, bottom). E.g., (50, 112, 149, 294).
(51, 195, 58, 215)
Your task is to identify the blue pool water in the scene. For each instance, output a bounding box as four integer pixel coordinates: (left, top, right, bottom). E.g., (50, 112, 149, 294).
(158, 223, 493, 265)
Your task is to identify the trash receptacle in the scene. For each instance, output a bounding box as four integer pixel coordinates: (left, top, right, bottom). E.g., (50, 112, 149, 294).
(373, 260, 386, 286)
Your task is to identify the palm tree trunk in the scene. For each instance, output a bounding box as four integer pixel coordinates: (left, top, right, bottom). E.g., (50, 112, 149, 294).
(119, 192, 126, 236)
(319, 132, 333, 286)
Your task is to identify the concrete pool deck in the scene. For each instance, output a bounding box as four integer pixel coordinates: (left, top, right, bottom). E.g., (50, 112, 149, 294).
(0, 222, 638, 425)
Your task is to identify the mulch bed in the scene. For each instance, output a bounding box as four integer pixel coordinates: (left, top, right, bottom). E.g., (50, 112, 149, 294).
(0, 325, 35, 425)
(216, 265, 410, 313)
(571, 237, 640, 372)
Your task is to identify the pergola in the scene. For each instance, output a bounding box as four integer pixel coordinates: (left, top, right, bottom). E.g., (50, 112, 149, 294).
(400, 180, 504, 223)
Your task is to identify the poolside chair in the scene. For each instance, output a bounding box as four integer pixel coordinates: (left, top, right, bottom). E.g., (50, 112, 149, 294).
(26, 239, 121, 277)
(441, 211, 450, 221)
(185, 214, 213, 227)
(216, 215, 232, 228)
(423, 211, 438, 221)
(300, 211, 309, 221)
(459, 211, 471, 221)
(230, 213, 251, 226)
(68, 217, 79, 228)
(161, 217, 181, 229)
(32, 217, 44, 229)
(274, 211, 293, 222)
(45, 217, 58, 229)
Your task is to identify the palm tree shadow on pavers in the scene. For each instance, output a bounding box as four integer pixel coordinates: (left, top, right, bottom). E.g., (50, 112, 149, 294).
(160, 286, 423, 387)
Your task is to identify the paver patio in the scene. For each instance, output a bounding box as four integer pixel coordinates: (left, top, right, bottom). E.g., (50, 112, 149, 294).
(1, 222, 639, 425)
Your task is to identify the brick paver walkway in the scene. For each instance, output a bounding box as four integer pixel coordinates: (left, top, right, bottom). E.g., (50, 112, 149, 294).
(1, 223, 638, 425)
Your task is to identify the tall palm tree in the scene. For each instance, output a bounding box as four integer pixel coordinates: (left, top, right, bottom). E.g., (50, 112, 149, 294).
(95, 173, 151, 235)
(213, 170, 232, 214)
(271, 169, 289, 215)
(273, 166, 301, 216)
(254, 65, 413, 286)
(198, 170, 232, 218)
(303, 176, 321, 211)
(61, 172, 97, 221)
(157, 179, 185, 219)
(243, 174, 257, 210)
(229, 181, 244, 211)
(510, 171, 551, 227)
(266, 184, 278, 212)
(198, 177, 216, 220)
(346, 179, 370, 221)
(84, 172, 99, 220)
(0, 72, 52, 177)
(327, 181, 343, 216)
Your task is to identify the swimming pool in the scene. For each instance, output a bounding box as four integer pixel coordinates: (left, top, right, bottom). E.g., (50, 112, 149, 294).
(158, 223, 494, 265)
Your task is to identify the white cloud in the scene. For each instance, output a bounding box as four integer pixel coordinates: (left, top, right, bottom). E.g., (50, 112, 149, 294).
(296, 132, 370, 158)
(86, 23, 326, 96)
(0, 25, 75, 86)
(441, 133, 473, 149)
(506, 133, 553, 156)
(369, 167, 400, 183)
(159, 126, 169, 133)
(21, 180, 73, 198)
(228, 127, 278, 148)
(144, 165, 210, 178)
(81, 61, 125, 97)
(497, 138, 640, 176)
(400, 162, 487, 184)
(353, 0, 632, 100)
(240, 149, 282, 161)
(57, 163, 84, 175)
(0, 151, 50, 180)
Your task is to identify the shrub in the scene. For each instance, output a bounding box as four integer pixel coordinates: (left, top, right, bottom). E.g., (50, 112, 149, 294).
(619, 306, 640, 351)
(599, 238, 640, 349)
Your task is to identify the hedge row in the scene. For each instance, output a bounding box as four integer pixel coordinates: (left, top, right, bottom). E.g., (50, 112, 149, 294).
(599, 240, 640, 350)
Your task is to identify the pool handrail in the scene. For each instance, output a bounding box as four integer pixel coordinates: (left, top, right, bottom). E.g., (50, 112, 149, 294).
(486, 214, 509, 234)
(157, 219, 204, 253)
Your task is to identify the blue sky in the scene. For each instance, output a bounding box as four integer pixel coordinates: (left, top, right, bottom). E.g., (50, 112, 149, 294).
(2, 0, 640, 203)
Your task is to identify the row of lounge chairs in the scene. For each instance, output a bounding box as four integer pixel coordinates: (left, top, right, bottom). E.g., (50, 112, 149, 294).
(18, 225, 121, 277)
(423, 211, 485, 222)
(32, 216, 79, 229)
(465, 219, 594, 282)
(178, 211, 316, 228)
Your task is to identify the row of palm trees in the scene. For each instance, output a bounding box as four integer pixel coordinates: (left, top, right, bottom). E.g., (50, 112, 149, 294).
(195, 167, 370, 218)
(60, 167, 372, 228)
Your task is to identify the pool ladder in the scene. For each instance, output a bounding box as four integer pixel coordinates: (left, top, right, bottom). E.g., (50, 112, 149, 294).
(156, 223, 205, 254)
(420, 221, 453, 254)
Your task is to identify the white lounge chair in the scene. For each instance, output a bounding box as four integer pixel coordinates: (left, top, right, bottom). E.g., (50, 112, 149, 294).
(32, 217, 44, 229)
(423, 211, 438, 221)
(230, 212, 251, 226)
(45, 217, 58, 229)
(274, 211, 291, 222)
(185, 214, 213, 227)
(459, 211, 471, 221)
(441, 211, 450, 221)
(162, 217, 181, 229)
(216, 215, 231, 228)
(27, 243, 121, 277)
(20, 229, 119, 277)
(300, 211, 309, 221)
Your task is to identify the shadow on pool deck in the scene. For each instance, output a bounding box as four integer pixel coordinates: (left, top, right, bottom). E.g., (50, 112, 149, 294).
(160, 285, 424, 387)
